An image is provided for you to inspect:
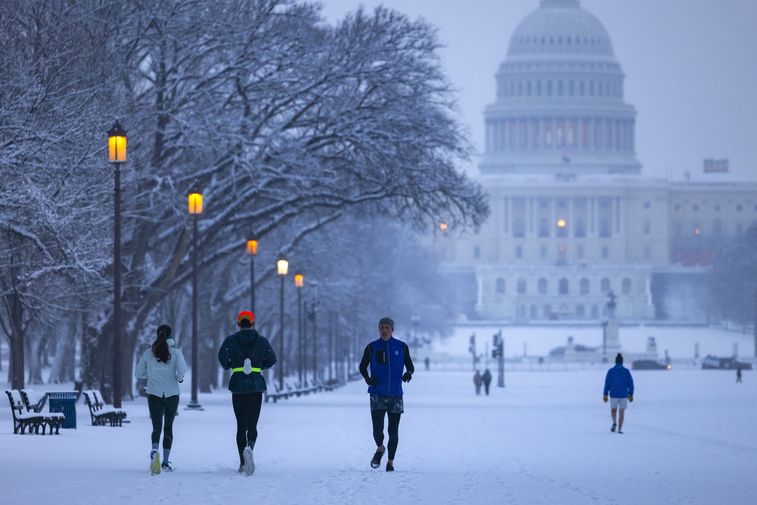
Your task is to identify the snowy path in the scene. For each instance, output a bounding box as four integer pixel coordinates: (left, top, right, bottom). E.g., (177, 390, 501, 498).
(2, 369, 755, 505)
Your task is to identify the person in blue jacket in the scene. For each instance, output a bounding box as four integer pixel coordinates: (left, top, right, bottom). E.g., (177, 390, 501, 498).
(603, 353, 634, 434)
(218, 311, 277, 475)
(359, 317, 414, 472)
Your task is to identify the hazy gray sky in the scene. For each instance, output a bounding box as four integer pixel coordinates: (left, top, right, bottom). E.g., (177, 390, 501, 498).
(320, 0, 757, 181)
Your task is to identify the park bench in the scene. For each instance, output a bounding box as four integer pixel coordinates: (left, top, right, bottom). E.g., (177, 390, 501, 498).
(264, 382, 290, 403)
(20, 390, 65, 434)
(5, 390, 47, 435)
(82, 390, 127, 426)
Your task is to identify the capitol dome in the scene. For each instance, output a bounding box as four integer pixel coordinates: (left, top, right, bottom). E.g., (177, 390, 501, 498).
(508, 0, 614, 58)
(480, 0, 640, 176)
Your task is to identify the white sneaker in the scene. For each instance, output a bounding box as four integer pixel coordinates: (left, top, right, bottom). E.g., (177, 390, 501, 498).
(242, 446, 255, 476)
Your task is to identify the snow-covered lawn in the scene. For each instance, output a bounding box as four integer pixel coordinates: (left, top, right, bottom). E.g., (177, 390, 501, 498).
(433, 324, 756, 363)
(2, 368, 755, 505)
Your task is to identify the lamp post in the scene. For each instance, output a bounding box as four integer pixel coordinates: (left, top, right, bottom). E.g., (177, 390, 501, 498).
(277, 255, 289, 391)
(294, 272, 304, 385)
(309, 296, 318, 382)
(246, 238, 258, 312)
(107, 121, 126, 408)
(411, 314, 420, 355)
(187, 191, 203, 410)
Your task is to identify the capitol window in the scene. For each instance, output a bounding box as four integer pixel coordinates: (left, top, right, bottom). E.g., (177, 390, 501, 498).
(580, 278, 590, 295)
(518, 279, 527, 294)
(622, 278, 632, 295)
(496, 278, 506, 294)
(601, 278, 611, 293)
(576, 305, 585, 318)
(559, 278, 569, 295)
(538, 278, 548, 295)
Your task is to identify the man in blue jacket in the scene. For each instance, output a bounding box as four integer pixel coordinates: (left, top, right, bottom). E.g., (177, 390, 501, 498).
(603, 353, 634, 434)
(218, 311, 277, 475)
(359, 317, 414, 472)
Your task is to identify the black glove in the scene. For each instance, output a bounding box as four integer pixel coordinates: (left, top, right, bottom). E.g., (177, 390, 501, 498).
(402, 372, 413, 383)
(365, 376, 378, 386)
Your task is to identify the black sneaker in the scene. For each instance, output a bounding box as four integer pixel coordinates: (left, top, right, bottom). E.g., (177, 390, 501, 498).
(238, 464, 244, 474)
(611, 423, 617, 432)
(161, 461, 173, 472)
(370, 448, 385, 469)
(617, 430, 624, 434)
(386, 462, 394, 472)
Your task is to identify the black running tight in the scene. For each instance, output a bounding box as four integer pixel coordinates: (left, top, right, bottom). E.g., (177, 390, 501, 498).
(371, 410, 401, 460)
(232, 392, 263, 465)
(148, 394, 179, 449)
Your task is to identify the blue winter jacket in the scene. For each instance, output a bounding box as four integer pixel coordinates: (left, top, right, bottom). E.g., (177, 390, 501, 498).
(359, 337, 414, 397)
(603, 364, 634, 398)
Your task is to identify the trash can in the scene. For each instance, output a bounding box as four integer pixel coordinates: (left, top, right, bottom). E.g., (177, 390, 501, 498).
(48, 391, 78, 429)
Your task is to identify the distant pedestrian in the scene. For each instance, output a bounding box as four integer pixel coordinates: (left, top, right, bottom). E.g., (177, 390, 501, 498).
(736, 367, 742, 383)
(359, 317, 414, 472)
(424, 357, 430, 371)
(135, 324, 187, 475)
(603, 353, 634, 434)
(473, 370, 482, 395)
(218, 311, 277, 475)
(482, 369, 492, 396)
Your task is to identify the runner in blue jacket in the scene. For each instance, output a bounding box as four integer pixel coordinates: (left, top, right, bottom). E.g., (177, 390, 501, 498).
(603, 353, 634, 434)
(359, 317, 414, 472)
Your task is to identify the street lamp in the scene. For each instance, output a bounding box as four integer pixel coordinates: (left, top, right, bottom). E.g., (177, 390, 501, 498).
(308, 287, 319, 383)
(246, 237, 258, 312)
(439, 222, 449, 232)
(277, 255, 289, 391)
(294, 273, 304, 385)
(411, 314, 420, 355)
(107, 120, 126, 408)
(187, 190, 203, 410)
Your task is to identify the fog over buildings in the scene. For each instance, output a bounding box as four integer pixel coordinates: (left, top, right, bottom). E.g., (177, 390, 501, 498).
(322, 0, 757, 181)
(325, 0, 757, 323)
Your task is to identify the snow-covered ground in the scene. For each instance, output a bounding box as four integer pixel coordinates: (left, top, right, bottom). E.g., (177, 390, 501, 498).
(2, 366, 755, 505)
(429, 325, 756, 364)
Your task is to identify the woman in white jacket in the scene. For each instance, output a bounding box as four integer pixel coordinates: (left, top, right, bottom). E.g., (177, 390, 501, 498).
(135, 324, 187, 474)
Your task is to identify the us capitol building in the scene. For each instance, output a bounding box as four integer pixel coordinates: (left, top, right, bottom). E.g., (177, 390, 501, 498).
(443, 0, 757, 323)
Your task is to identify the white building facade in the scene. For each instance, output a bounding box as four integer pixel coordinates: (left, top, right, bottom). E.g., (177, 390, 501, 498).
(445, 0, 757, 322)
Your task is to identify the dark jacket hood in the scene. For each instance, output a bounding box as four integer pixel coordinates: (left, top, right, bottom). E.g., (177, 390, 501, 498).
(234, 328, 261, 344)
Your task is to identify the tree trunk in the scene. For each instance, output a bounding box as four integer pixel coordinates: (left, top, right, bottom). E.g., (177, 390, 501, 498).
(8, 289, 25, 390)
(754, 288, 757, 358)
(26, 334, 44, 385)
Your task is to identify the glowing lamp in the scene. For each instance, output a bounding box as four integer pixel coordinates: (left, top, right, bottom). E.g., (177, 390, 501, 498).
(439, 223, 449, 232)
(107, 121, 127, 163)
(294, 273, 304, 288)
(246, 239, 258, 256)
(277, 256, 289, 276)
(557, 218, 567, 228)
(188, 192, 203, 215)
